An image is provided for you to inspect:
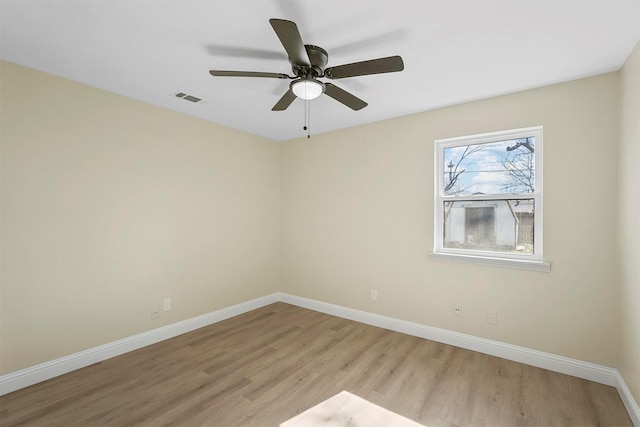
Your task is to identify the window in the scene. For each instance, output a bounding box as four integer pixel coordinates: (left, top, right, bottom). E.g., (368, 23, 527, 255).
(432, 126, 549, 271)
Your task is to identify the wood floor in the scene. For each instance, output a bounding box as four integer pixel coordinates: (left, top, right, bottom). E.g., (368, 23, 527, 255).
(0, 303, 632, 426)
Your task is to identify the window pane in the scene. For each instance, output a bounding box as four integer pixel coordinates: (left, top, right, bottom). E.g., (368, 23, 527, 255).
(443, 199, 534, 254)
(443, 137, 535, 196)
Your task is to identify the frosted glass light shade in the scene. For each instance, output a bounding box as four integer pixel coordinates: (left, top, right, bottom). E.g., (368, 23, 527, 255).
(292, 79, 324, 100)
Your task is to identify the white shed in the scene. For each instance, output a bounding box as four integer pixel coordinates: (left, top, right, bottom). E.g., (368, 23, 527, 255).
(443, 200, 518, 250)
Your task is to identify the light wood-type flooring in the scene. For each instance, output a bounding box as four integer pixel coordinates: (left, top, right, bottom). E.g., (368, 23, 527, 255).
(0, 302, 632, 426)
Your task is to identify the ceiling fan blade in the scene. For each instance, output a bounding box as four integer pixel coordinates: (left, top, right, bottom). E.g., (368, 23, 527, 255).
(272, 89, 297, 111)
(210, 70, 291, 79)
(269, 19, 311, 67)
(324, 83, 367, 111)
(206, 44, 287, 61)
(325, 55, 404, 79)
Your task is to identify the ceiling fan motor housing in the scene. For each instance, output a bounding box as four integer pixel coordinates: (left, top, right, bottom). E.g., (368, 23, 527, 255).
(293, 45, 328, 77)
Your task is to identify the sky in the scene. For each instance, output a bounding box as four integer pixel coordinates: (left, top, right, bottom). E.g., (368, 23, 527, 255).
(443, 137, 535, 196)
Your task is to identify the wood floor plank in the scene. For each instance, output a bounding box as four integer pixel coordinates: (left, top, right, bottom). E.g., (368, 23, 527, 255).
(0, 302, 632, 426)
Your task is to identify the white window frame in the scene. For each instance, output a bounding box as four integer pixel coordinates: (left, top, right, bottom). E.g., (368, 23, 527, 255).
(431, 126, 550, 272)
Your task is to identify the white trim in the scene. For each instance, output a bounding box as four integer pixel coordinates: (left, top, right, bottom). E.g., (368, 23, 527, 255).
(435, 126, 544, 147)
(428, 252, 551, 272)
(2, 292, 637, 426)
(616, 370, 640, 427)
(0, 293, 280, 396)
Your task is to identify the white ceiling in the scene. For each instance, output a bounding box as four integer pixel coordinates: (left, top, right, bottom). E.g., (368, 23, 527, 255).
(1, 0, 639, 141)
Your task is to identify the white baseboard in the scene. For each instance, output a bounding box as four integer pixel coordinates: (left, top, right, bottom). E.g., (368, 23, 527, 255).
(277, 293, 639, 426)
(616, 370, 640, 427)
(0, 293, 280, 396)
(2, 292, 638, 426)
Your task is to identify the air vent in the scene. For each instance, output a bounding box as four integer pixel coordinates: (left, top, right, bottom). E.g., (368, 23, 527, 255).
(175, 92, 202, 103)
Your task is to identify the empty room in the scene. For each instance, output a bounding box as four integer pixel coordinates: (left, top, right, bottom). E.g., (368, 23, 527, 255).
(1, 1, 639, 426)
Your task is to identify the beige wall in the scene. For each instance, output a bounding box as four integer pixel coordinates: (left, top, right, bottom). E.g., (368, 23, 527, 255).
(618, 42, 640, 406)
(281, 72, 621, 367)
(0, 61, 281, 374)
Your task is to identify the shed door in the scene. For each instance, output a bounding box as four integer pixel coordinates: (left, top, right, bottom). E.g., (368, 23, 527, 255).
(465, 207, 495, 246)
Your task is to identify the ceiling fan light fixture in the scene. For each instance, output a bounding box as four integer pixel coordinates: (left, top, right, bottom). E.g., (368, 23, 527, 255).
(291, 79, 324, 100)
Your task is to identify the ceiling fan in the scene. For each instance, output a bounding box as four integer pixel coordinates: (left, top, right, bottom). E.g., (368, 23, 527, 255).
(209, 19, 404, 112)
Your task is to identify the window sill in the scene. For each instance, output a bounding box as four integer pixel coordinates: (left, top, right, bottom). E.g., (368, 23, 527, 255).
(428, 252, 551, 272)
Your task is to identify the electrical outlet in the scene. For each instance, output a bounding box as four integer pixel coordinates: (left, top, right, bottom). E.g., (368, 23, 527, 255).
(370, 290, 378, 301)
(453, 304, 462, 316)
(487, 310, 498, 325)
(152, 306, 160, 319)
(163, 297, 171, 311)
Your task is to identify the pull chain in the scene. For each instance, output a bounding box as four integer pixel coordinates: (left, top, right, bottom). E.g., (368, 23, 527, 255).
(303, 99, 311, 139)
(307, 99, 311, 139)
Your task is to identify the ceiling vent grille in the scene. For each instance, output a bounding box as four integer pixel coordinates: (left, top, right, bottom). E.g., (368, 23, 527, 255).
(175, 92, 202, 103)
